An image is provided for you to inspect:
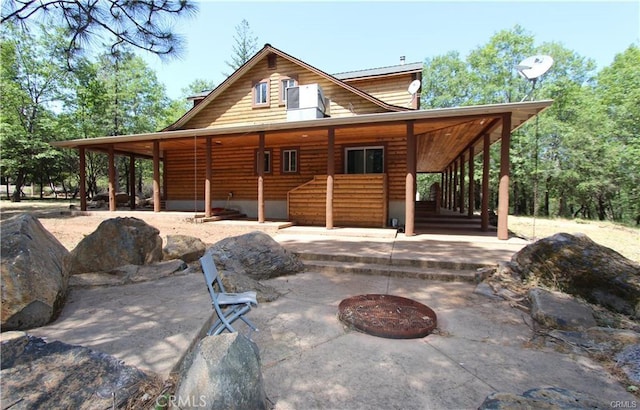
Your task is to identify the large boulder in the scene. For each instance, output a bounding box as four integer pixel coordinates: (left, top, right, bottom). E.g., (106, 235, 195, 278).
(1, 332, 149, 409)
(69, 217, 163, 274)
(163, 234, 206, 263)
(1, 214, 71, 330)
(209, 231, 304, 280)
(175, 333, 267, 410)
(510, 233, 640, 317)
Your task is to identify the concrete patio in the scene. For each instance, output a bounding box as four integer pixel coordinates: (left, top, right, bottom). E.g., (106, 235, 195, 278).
(29, 228, 636, 409)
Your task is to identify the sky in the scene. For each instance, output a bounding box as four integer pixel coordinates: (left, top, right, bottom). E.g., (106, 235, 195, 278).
(141, 1, 640, 101)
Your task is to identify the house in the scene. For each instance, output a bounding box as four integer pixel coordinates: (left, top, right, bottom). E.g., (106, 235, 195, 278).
(52, 44, 552, 239)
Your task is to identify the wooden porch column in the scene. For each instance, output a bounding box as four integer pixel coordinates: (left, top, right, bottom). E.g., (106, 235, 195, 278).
(258, 132, 265, 223)
(205, 137, 212, 218)
(153, 140, 161, 212)
(79, 147, 87, 211)
(498, 113, 511, 240)
(405, 121, 416, 236)
(449, 166, 454, 209)
(468, 146, 475, 217)
(326, 127, 335, 229)
(453, 160, 458, 211)
(481, 134, 490, 231)
(107, 146, 116, 212)
(440, 172, 445, 208)
(129, 155, 136, 210)
(459, 155, 465, 214)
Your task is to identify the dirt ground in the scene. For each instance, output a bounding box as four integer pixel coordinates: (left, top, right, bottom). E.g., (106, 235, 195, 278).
(1, 199, 638, 263)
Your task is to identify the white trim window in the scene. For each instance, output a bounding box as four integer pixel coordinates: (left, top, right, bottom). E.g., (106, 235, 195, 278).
(345, 146, 384, 174)
(253, 80, 269, 107)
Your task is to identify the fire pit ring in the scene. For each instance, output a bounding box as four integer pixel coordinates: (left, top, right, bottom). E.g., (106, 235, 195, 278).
(338, 294, 437, 339)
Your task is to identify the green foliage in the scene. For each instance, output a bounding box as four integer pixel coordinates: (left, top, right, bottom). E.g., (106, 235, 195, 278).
(223, 19, 259, 77)
(421, 25, 639, 224)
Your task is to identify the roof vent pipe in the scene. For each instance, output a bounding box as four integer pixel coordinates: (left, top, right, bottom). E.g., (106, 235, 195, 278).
(400, 56, 406, 65)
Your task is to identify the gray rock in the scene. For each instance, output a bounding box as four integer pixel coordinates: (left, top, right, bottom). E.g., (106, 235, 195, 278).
(511, 232, 640, 317)
(175, 333, 267, 410)
(70, 259, 189, 287)
(616, 344, 640, 383)
(0, 333, 148, 409)
(474, 282, 501, 300)
(163, 234, 206, 263)
(479, 387, 607, 409)
(209, 231, 304, 280)
(529, 288, 597, 330)
(1, 214, 71, 330)
(69, 217, 163, 274)
(220, 269, 282, 303)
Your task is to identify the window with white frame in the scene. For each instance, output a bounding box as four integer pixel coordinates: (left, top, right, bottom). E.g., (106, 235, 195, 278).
(345, 146, 384, 174)
(282, 148, 298, 173)
(280, 77, 297, 105)
(252, 80, 269, 107)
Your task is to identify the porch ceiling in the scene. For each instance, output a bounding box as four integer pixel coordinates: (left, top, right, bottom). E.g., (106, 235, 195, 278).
(53, 100, 551, 173)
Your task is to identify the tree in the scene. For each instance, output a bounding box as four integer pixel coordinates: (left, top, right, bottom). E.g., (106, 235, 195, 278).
(1, 0, 197, 65)
(223, 19, 258, 76)
(0, 23, 69, 201)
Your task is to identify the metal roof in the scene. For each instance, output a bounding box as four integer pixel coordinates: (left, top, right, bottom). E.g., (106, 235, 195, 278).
(333, 62, 423, 80)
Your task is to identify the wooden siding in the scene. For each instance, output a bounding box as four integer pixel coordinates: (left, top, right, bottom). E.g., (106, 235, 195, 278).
(344, 74, 417, 108)
(164, 133, 408, 207)
(288, 174, 388, 227)
(181, 56, 389, 130)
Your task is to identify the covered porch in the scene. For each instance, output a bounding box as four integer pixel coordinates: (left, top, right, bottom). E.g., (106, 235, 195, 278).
(53, 100, 552, 240)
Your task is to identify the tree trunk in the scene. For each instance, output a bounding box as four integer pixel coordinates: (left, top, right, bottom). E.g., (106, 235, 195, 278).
(11, 172, 25, 202)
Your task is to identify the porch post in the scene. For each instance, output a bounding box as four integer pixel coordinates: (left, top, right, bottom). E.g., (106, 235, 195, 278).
(205, 136, 212, 218)
(258, 132, 265, 223)
(129, 155, 136, 210)
(79, 147, 87, 211)
(459, 155, 465, 214)
(481, 134, 490, 231)
(405, 121, 416, 236)
(440, 172, 445, 209)
(498, 113, 511, 240)
(448, 166, 453, 210)
(326, 127, 335, 229)
(453, 160, 458, 211)
(468, 146, 475, 217)
(153, 140, 161, 212)
(107, 145, 116, 211)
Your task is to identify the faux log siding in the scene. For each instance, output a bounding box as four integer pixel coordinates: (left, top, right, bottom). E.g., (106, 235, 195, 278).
(344, 75, 416, 108)
(164, 135, 408, 204)
(181, 56, 390, 130)
(288, 174, 388, 227)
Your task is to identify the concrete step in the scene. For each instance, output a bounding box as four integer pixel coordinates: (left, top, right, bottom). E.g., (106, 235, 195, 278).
(295, 252, 488, 271)
(301, 259, 478, 282)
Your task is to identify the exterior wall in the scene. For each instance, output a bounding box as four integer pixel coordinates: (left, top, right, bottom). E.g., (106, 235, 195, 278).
(165, 199, 287, 219)
(163, 134, 409, 225)
(181, 55, 390, 130)
(343, 75, 417, 108)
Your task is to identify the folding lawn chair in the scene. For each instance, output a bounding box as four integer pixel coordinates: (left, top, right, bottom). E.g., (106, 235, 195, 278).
(200, 253, 259, 336)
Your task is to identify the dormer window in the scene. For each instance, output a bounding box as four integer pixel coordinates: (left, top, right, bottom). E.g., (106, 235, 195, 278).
(252, 79, 270, 108)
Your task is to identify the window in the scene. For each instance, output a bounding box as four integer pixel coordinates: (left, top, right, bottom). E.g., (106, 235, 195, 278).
(345, 146, 384, 174)
(252, 80, 270, 108)
(255, 149, 272, 174)
(282, 148, 299, 173)
(280, 76, 298, 105)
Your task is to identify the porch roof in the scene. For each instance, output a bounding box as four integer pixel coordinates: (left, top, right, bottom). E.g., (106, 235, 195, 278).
(52, 99, 552, 173)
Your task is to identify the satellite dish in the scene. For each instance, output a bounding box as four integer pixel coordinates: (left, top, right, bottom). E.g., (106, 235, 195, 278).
(516, 55, 553, 101)
(516, 55, 553, 80)
(407, 80, 421, 95)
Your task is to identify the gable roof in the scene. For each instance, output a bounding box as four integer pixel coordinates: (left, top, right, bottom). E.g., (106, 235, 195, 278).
(334, 62, 423, 81)
(165, 44, 411, 131)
